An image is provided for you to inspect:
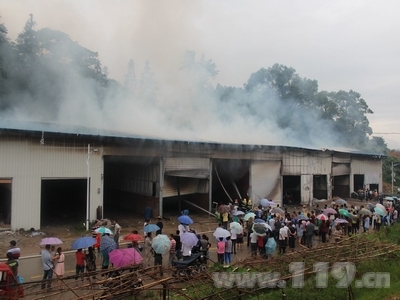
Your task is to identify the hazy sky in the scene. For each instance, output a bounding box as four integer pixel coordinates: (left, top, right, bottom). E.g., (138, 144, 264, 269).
(1, 0, 400, 149)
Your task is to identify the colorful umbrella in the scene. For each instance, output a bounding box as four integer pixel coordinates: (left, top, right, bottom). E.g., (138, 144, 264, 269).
(71, 236, 96, 250)
(123, 233, 143, 242)
(358, 208, 372, 216)
(334, 218, 349, 224)
(244, 212, 256, 221)
(335, 198, 347, 205)
(229, 222, 243, 234)
(252, 223, 272, 236)
(109, 248, 143, 268)
(181, 232, 199, 248)
(40, 237, 63, 246)
(217, 204, 231, 214)
(152, 234, 171, 255)
(271, 207, 284, 215)
(316, 214, 329, 221)
(323, 208, 337, 215)
(375, 203, 386, 212)
(260, 199, 276, 207)
(100, 235, 117, 255)
(253, 218, 266, 223)
(374, 207, 387, 217)
(143, 224, 160, 233)
(213, 228, 231, 239)
(178, 215, 194, 225)
(95, 227, 113, 235)
(233, 210, 245, 216)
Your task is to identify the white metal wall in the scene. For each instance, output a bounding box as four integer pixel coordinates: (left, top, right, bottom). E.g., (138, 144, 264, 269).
(352, 158, 382, 187)
(0, 139, 103, 230)
(250, 161, 282, 207)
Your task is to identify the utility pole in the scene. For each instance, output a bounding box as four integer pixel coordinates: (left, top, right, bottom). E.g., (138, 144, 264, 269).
(391, 162, 400, 195)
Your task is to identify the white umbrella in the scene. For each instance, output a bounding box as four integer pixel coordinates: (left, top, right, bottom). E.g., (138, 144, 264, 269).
(213, 228, 231, 239)
(229, 222, 243, 234)
(234, 210, 245, 216)
(244, 212, 256, 221)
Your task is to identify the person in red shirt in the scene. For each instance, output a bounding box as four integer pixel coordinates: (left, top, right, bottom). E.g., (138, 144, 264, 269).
(75, 249, 85, 283)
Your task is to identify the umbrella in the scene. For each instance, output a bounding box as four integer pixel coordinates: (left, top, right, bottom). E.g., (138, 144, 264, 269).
(253, 218, 266, 224)
(100, 235, 117, 255)
(95, 227, 113, 235)
(213, 228, 231, 239)
(229, 222, 243, 234)
(334, 218, 349, 224)
(143, 224, 160, 233)
(338, 209, 357, 221)
(217, 204, 231, 214)
(40, 237, 63, 246)
(152, 234, 171, 255)
(316, 214, 329, 221)
(123, 233, 143, 242)
(335, 198, 347, 205)
(374, 207, 387, 217)
(181, 232, 199, 248)
(260, 199, 276, 207)
(375, 203, 386, 211)
(384, 196, 394, 201)
(271, 207, 284, 215)
(109, 248, 143, 268)
(252, 223, 272, 236)
(323, 208, 337, 215)
(71, 237, 96, 250)
(295, 214, 307, 220)
(244, 212, 256, 221)
(233, 210, 245, 216)
(358, 208, 372, 216)
(367, 203, 375, 210)
(178, 215, 194, 225)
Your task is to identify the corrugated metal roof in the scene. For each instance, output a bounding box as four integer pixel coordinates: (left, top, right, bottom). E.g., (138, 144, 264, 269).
(0, 119, 385, 156)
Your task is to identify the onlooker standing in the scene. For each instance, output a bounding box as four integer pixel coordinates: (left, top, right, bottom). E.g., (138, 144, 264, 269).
(75, 249, 85, 283)
(230, 230, 237, 254)
(168, 234, 176, 267)
(144, 233, 153, 266)
(41, 244, 54, 290)
(173, 230, 182, 260)
(85, 246, 97, 280)
(250, 231, 258, 257)
(6, 252, 18, 277)
(305, 221, 315, 248)
(53, 247, 65, 288)
(156, 217, 163, 235)
(363, 215, 370, 232)
(112, 220, 122, 249)
(217, 237, 225, 264)
(7, 240, 21, 259)
(224, 236, 232, 266)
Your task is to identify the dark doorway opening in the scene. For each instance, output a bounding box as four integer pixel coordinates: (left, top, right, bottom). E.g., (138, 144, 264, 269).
(0, 181, 12, 225)
(41, 179, 86, 226)
(283, 176, 301, 205)
(332, 175, 350, 199)
(354, 175, 364, 192)
(212, 159, 250, 205)
(313, 175, 328, 199)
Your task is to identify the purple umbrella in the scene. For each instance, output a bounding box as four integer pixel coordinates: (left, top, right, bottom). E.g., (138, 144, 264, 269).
(180, 232, 199, 248)
(323, 208, 337, 215)
(334, 218, 349, 224)
(109, 248, 143, 268)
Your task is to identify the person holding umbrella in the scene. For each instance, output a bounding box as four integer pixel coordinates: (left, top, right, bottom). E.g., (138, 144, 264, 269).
(41, 244, 54, 290)
(144, 232, 153, 266)
(85, 247, 97, 280)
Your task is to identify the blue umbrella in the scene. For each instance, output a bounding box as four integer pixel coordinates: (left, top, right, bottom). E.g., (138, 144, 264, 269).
(295, 215, 307, 220)
(100, 235, 117, 255)
(178, 215, 194, 225)
(143, 224, 160, 233)
(253, 218, 266, 223)
(71, 236, 96, 250)
(152, 234, 171, 255)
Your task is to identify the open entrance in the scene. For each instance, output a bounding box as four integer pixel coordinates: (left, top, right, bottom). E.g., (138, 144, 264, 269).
(212, 159, 250, 206)
(313, 175, 328, 200)
(332, 175, 350, 199)
(0, 180, 12, 226)
(354, 174, 364, 192)
(283, 176, 301, 205)
(41, 179, 86, 226)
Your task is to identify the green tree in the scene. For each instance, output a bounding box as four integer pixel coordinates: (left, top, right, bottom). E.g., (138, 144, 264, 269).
(123, 59, 137, 96)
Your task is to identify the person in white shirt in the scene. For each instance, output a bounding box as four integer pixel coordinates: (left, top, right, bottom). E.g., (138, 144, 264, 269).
(278, 223, 288, 253)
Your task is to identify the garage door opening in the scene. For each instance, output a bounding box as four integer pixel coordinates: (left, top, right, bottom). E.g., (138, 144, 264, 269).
(41, 179, 86, 226)
(283, 176, 301, 205)
(313, 175, 328, 200)
(0, 180, 12, 226)
(212, 159, 250, 205)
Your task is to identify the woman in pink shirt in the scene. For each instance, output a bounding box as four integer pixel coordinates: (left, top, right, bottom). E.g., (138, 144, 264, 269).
(217, 238, 225, 264)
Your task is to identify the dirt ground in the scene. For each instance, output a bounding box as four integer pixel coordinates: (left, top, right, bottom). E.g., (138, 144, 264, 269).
(0, 197, 369, 258)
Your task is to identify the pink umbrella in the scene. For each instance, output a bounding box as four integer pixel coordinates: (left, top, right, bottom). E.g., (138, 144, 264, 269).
(316, 214, 329, 221)
(109, 248, 143, 268)
(40, 237, 63, 246)
(323, 208, 337, 215)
